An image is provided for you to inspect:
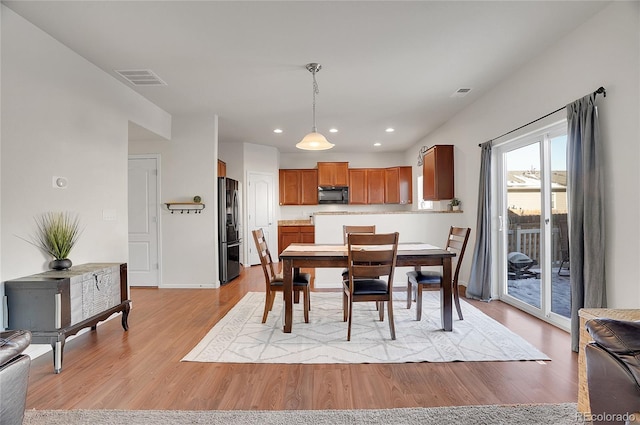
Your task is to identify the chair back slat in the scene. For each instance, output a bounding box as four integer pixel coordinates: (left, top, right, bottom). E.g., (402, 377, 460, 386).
(343, 225, 376, 244)
(347, 232, 399, 287)
(252, 228, 277, 285)
(351, 264, 393, 278)
(444, 226, 471, 284)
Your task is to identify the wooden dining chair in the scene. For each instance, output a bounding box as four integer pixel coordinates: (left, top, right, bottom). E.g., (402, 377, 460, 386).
(341, 225, 376, 279)
(252, 228, 311, 324)
(406, 226, 471, 321)
(343, 232, 399, 341)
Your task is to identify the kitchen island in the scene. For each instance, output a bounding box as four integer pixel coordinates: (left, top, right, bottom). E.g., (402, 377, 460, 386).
(312, 210, 465, 288)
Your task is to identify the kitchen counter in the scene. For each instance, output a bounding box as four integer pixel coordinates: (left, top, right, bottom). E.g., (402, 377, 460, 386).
(314, 210, 461, 215)
(278, 219, 313, 226)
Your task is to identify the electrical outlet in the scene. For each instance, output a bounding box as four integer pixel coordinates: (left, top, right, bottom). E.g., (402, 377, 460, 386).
(102, 209, 117, 221)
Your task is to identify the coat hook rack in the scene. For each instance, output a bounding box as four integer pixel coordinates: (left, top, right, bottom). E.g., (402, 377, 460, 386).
(165, 202, 205, 214)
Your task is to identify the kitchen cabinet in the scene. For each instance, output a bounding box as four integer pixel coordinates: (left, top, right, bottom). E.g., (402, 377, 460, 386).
(423, 145, 454, 200)
(4, 263, 130, 373)
(217, 160, 226, 177)
(317, 162, 349, 187)
(348, 169, 368, 204)
(349, 167, 412, 205)
(385, 167, 400, 204)
(385, 166, 413, 204)
(279, 169, 318, 205)
(278, 225, 315, 255)
(367, 169, 385, 204)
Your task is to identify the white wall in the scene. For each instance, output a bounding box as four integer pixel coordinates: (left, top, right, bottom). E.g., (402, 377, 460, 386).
(280, 151, 406, 170)
(404, 2, 640, 307)
(129, 115, 218, 288)
(1, 6, 170, 286)
(219, 141, 244, 182)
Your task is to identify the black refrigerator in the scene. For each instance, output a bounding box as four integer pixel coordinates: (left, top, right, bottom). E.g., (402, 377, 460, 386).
(218, 177, 241, 284)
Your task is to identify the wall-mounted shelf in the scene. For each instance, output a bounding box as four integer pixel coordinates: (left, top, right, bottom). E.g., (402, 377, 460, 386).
(165, 202, 205, 214)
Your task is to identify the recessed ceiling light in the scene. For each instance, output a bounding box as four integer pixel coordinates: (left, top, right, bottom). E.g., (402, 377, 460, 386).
(273, 129, 283, 134)
(374, 142, 382, 147)
(329, 128, 338, 133)
(385, 128, 395, 133)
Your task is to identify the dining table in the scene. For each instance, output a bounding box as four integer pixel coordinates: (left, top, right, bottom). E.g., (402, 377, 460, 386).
(279, 242, 456, 333)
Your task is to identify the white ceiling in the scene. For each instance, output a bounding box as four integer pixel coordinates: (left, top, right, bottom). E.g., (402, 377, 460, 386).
(3, 1, 609, 153)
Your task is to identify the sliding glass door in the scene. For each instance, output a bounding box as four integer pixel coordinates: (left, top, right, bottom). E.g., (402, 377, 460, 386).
(496, 121, 570, 330)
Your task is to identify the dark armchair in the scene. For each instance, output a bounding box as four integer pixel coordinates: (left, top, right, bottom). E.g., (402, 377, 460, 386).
(0, 330, 32, 425)
(585, 318, 640, 424)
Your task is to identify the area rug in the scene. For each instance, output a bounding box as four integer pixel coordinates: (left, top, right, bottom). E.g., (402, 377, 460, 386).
(182, 292, 549, 363)
(23, 403, 585, 425)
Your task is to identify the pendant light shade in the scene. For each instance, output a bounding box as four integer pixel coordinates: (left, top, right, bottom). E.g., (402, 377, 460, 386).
(297, 63, 334, 151)
(296, 131, 333, 150)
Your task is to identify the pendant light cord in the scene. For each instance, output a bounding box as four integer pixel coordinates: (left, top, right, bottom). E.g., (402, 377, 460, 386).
(311, 69, 319, 132)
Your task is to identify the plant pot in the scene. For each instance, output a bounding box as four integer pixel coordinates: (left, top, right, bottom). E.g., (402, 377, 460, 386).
(452, 206, 460, 211)
(50, 258, 72, 270)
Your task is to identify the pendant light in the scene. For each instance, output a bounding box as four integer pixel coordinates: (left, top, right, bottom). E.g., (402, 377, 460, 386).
(296, 63, 334, 150)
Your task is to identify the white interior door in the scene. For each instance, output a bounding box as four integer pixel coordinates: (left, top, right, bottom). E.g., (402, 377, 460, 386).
(247, 171, 275, 265)
(128, 155, 160, 286)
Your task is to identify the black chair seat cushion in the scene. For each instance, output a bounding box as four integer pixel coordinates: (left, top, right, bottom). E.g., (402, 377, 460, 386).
(271, 272, 311, 287)
(586, 318, 640, 383)
(406, 270, 442, 285)
(344, 278, 389, 295)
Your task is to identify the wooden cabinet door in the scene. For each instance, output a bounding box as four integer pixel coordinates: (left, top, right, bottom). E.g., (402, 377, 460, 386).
(318, 162, 349, 186)
(348, 169, 368, 204)
(278, 225, 315, 254)
(367, 168, 385, 204)
(300, 169, 318, 205)
(399, 166, 413, 204)
(300, 226, 315, 244)
(384, 167, 400, 204)
(217, 160, 227, 177)
(423, 145, 454, 200)
(278, 226, 300, 255)
(279, 169, 301, 205)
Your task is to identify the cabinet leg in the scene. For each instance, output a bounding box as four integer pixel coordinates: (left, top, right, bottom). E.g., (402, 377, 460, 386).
(121, 302, 131, 331)
(51, 338, 65, 374)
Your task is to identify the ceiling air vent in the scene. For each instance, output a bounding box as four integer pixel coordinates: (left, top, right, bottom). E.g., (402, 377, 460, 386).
(115, 69, 167, 86)
(451, 88, 472, 98)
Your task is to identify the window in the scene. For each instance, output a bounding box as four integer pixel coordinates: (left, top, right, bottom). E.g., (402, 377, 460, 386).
(416, 176, 433, 210)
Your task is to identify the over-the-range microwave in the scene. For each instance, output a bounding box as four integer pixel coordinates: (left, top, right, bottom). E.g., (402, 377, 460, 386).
(318, 186, 349, 204)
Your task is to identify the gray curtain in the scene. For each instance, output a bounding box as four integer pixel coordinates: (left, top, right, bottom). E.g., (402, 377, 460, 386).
(467, 141, 492, 301)
(567, 94, 606, 352)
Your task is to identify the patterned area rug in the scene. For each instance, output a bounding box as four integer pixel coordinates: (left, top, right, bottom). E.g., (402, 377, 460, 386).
(23, 403, 582, 425)
(182, 292, 550, 363)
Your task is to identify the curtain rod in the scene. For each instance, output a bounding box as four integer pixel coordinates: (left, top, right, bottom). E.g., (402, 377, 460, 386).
(478, 86, 606, 147)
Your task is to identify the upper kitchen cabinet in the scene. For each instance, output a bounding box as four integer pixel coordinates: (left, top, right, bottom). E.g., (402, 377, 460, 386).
(367, 168, 386, 204)
(317, 162, 349, 187)
(348, 169, 368, 204)
(423, 145, 454, 200)
(217, 160, 227, 177)
(279, 169, 318, 205)
(385, 166, 413, 204)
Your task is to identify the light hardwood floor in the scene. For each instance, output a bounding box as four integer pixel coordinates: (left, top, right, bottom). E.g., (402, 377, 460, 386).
(25, 265, 578, 410)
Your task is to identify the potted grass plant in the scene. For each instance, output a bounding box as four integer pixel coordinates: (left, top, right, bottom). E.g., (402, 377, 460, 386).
(27, 211, 82, 270)
(449, 198, 461, 211)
